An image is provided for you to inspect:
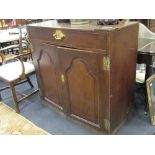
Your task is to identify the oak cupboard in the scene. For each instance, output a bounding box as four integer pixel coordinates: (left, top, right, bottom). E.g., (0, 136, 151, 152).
(27, 20, 138, 134)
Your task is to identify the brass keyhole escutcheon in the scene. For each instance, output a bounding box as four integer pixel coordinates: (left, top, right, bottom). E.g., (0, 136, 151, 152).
(53, 30, 65, 40)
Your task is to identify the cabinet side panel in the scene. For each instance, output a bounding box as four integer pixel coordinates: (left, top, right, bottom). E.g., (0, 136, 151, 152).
(109, 24, 138, 132)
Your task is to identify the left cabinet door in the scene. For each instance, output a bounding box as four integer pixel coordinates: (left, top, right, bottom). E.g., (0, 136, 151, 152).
(32, 41, 63, 110)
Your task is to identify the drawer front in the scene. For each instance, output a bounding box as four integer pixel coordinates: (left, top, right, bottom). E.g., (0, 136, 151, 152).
(28, 27, 107, 51)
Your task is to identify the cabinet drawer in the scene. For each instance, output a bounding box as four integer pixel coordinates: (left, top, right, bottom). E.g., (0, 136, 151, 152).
(28, 27, 107, 51)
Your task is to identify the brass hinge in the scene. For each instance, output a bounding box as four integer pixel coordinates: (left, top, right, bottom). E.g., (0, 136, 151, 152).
(103, 56, 110, 71)
(61, 74, 65, 83)
(151, 116, 155, 125)
(104, 119, 110, 131)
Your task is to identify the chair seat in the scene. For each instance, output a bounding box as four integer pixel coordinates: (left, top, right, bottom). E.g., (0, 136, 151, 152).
(0, 61, 35, 82)
(136, 70, 145, 83)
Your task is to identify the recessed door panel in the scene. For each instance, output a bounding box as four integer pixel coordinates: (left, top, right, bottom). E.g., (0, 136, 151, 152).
(33, 42, 62, 109)
(59, 47, 102, 125)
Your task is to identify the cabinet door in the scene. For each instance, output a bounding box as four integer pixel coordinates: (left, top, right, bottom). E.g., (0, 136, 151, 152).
(59, 47, 104, 127)
(33, 42, 63, 109)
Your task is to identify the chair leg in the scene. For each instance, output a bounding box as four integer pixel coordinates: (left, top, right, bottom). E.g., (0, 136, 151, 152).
(10, 83, 20, 113)
(26, 77, 34, 88)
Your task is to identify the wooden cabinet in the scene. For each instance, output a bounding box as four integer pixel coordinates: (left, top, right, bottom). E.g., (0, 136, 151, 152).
(27, 20, 139, 134)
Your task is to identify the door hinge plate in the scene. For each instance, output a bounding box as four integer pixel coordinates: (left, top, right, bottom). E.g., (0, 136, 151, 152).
(104, 119, 110, 131)
(103, 56, 110, 71)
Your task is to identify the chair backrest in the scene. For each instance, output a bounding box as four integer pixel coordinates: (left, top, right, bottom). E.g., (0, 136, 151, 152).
(0, 26, 32, 64)
(18, 26, 33, 60)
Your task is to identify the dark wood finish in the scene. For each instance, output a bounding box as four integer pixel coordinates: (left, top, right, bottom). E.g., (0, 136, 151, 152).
(59, 47, 103, 127)
(110, 25, 138, 131)
(10, 82, 20, 113)
(32, 42, 63, 110)
(27, 77, 34, 88)
(27, 27, 107, 52)
(27, 20, 139, 134)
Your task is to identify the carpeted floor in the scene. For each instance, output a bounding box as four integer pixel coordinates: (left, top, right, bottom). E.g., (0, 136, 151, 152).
(0, 102, 48, 135)
(0, 74, 155, 135)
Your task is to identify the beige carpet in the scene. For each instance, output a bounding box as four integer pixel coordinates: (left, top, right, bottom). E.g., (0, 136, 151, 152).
(0, 102, 49, 135)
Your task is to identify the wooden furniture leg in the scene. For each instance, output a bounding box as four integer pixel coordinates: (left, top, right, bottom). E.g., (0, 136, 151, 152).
(26, 77, 34, 88)
(10, 83, 20, 113)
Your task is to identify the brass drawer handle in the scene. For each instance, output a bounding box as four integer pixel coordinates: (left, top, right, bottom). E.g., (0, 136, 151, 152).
(53, 30, 65, 40)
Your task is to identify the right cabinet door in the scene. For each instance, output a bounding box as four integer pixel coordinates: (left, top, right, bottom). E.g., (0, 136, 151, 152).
(59, 47, 104, 127)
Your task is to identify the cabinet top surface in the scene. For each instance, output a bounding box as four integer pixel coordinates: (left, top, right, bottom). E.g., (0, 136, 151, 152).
(27, 20, 138, 31)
